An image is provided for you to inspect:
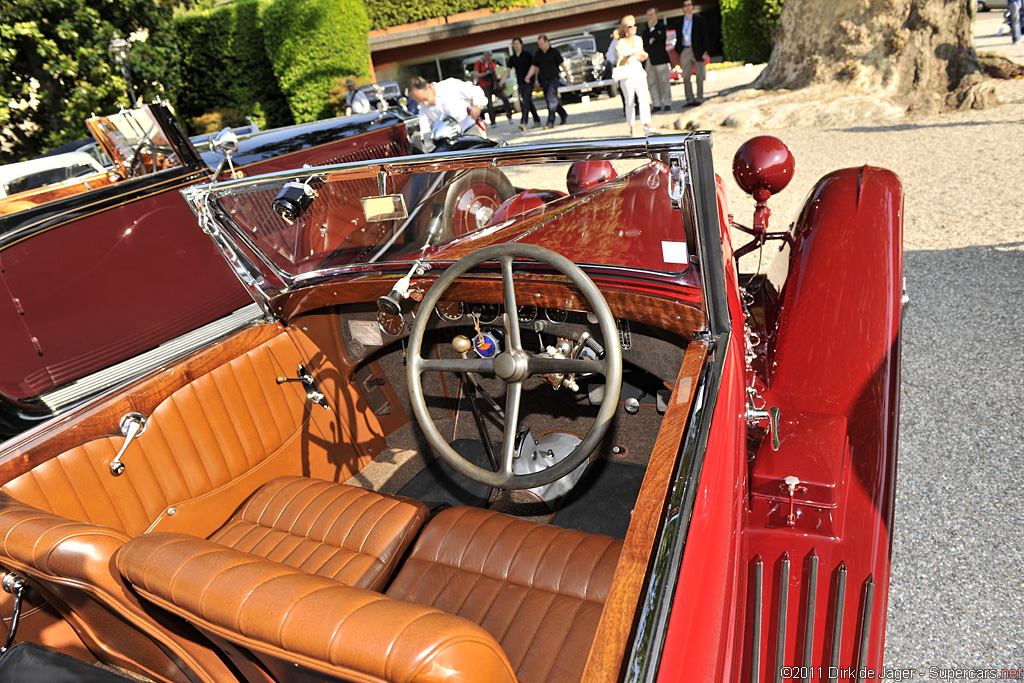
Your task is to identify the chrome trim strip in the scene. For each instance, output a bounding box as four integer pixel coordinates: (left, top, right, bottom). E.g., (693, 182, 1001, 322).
(39, 303, 264, 411)
(775, 553, 790, 683)
(802, 552, 819, 683)
(855, 576, 874, 683)
(685, 132, 730, 336)
(624, 331, 729, 683)
(828, 563, 847, 683)
(751, 555, 764, 683)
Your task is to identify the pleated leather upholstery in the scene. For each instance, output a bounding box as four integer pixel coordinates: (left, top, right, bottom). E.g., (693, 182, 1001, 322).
(386, 506, 622, 683)
(2, 332, 341, 537)
(208, 476, 428, 591)
(117, 532, 518, 683)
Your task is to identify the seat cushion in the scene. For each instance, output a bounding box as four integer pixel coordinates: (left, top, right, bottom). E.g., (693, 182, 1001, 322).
(385, 506, 622, 683)
(208, 477, 428, 591)
(117, 533, 517, 683)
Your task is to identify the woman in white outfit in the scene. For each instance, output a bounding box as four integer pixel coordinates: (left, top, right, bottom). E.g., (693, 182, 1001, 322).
(614, 15, 656, 137)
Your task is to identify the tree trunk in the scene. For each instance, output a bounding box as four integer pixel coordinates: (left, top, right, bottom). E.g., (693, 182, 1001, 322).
(754, 0, 995, 111)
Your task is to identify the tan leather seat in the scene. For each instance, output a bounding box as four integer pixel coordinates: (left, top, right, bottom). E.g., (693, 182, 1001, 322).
(385, 506, 623, 683)
(209, 476, 428, 591)
(117, 532, 517, 683)
(0, 477, 428, 681)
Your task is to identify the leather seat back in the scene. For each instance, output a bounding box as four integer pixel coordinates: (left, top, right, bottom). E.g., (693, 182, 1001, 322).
(386, 506, 622, 683)
(117, 532, 518, 683)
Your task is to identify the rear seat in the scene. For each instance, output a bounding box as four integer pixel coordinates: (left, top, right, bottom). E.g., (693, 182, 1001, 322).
(117, 533, 517, 683)
(116, 506, 623, 683)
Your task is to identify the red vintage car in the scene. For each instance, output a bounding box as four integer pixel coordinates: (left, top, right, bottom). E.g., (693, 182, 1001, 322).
(0, 101, 417, 438)
(0, 133, 902, 682)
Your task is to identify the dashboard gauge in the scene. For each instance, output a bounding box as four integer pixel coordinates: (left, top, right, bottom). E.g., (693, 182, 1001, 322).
(436, 301, 464, 323)
(517, 305, 537, 324)
(544, 308, 568, 324)
(469, 303, 501, 325)
(377, 309, 405, 336)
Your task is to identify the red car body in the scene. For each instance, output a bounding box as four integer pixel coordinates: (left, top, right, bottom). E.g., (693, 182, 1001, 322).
(0, 133, 902, 682)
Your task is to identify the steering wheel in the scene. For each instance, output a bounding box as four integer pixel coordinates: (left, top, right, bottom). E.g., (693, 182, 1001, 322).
(406, 243, 622, 489)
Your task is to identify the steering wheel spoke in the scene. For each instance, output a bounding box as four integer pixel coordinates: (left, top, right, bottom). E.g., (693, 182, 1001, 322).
(499, 256, 523, 351)
(417, 357, 495, 375)
(498, 382, 523, 477)
(528, 356, 606, 377)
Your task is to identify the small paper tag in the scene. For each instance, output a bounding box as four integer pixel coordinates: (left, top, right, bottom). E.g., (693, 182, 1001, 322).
(661, 241, 689, 265)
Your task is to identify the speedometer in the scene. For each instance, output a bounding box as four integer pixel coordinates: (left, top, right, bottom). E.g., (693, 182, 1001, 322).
(469, 303, 501, 325)
(436, 301, 464, 322)
(544, 308, 568, 324)
(517, 305, 537, 324)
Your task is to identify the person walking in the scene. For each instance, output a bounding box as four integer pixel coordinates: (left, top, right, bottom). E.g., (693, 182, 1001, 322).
(408, 76, 488, 141)
(474, 50, 514, 126)
(526, 35, 568, 129)
(504, 37, 542, 131)
(613, 15, 655, 137)
(675, 0, 710, 106)
(641, 8, 672, 112)
(1010, 0, 1022, 44)
(344, 78, 371, 115)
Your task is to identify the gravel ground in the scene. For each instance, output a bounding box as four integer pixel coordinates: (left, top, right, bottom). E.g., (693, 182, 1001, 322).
(489, 17, 1024, 672)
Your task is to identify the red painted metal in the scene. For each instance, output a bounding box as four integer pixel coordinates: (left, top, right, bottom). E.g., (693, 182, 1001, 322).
(566, 160, 618, 194)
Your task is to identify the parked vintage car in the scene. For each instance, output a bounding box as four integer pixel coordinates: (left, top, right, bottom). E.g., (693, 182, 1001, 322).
(0, 147, 109, 200)
(552, 34, 618, 99)
(0, 101, 418, 438)
(0, 132, 903, 681)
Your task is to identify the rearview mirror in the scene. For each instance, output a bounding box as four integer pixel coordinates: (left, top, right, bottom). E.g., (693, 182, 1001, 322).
(209, 127, 239, 155)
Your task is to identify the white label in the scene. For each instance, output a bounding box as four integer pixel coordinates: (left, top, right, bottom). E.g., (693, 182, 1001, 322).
(349, 320, 383, 346)
(661, 240, 690, 265)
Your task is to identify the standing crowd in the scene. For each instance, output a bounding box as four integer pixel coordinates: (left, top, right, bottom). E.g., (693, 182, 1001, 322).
(408, 2, 712, 141)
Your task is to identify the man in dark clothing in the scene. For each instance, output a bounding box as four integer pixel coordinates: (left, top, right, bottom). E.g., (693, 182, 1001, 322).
(474, 50, 513, 125)
(503, 36, 541, 131)
(674, 0, 710, 106)
(526, 35, 568, 129)
(641, 8, 672, 112)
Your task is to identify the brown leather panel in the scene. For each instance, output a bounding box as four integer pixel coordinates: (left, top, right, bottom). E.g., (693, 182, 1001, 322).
(208, 476, 428, 591)
(118, 532, 517, 683)
(0, 493, 233, 683)
(386, 507, 622, 683)
(2, 333, 348, 536)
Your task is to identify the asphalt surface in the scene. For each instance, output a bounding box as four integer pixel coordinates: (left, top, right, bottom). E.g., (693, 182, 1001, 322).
(491, 13, 1024, 675)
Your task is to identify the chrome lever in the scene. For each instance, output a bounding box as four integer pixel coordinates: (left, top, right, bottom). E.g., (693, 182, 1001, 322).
(110, 412, 147, 476)
(745, 393, 780, 451)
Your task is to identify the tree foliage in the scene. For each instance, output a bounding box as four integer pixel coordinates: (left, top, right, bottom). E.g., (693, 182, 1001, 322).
(260, 0, 371, 123)
(366, 0, 535, 32)
(719, 0, 783, 64)
(0, 0, 181, 162)
(173, 0, 293, 132)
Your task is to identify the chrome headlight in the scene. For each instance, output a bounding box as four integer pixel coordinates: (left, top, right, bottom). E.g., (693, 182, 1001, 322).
(430, 116, 462, 143)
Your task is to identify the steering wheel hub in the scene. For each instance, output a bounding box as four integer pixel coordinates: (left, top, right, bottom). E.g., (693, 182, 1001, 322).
(493, 351, 529, 382)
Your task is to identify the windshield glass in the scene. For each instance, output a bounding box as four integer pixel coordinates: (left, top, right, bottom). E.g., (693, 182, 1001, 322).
(552, 37, 596, 54)
(86, 106, 182, 179)
(186, 140, 696, 292)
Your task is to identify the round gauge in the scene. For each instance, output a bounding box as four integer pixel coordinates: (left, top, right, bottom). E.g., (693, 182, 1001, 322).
(377, 309, 405, 336)
(436, 301, 464, 323)
(469, 303, 501, 325)
(544, 308, 568, 324)
(517, 305, 537, 324)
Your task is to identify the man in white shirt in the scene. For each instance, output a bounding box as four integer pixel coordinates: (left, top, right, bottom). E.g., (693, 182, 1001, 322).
(409, 76, 488, 140)
(344, 78, 371, 115)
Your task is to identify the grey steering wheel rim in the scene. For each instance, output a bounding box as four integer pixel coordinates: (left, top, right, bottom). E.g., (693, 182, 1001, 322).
(406, 243, 623, 489)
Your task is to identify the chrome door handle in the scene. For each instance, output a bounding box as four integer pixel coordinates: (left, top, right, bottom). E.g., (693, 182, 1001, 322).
(110, 412, 147, 476)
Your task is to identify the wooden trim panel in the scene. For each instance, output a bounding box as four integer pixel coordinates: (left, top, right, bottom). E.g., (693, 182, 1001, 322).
(581, 340, 709, 682)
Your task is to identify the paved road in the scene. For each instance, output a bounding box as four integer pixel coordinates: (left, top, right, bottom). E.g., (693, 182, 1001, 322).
(493, 18, 1024, 676)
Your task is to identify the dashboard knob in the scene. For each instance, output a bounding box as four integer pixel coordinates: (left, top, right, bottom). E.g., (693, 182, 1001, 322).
(452, 335, 473, 355)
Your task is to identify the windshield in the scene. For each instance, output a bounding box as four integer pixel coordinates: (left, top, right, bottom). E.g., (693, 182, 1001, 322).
(552, 37, 597, 54)
(86, 106, 182, 179)
(184, 139, 698, 295)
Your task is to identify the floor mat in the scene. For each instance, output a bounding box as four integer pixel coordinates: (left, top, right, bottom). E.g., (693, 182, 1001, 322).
(0, 642, 138, 682)
(550, 460, 647, 539)
(397, 439, 494, 508)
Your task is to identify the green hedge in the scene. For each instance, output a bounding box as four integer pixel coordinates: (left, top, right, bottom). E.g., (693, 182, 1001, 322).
(260, 0, 371, 123)
(173, 0, 292, 132)
(367, 0, 534, 32)
(720, 0, 782, 64)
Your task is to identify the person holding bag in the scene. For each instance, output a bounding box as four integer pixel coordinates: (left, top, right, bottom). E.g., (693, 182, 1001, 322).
(612, 15, 656, 137)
